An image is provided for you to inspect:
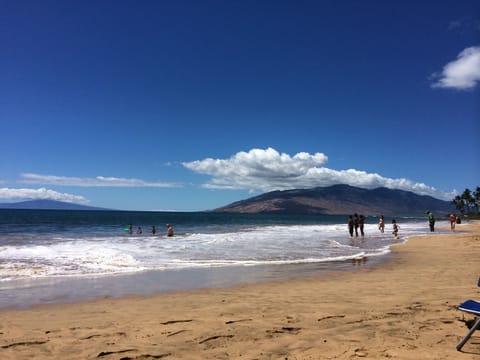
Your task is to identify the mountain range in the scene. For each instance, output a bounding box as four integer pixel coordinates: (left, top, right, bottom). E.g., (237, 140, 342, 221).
(213, 184, 455, 216)
(1, 185, 455, 215)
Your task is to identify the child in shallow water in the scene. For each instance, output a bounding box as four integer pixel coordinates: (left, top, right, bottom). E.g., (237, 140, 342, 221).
(392, 219, 400, 239)
(166, 224, 174, 237)
(378, 215, 385, 233)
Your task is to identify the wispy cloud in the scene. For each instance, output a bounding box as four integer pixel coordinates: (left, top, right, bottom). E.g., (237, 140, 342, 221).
(431, 46, 480, 90)
(0, 188, 89, 204)
(447, 17, 480, 33)
(19, 173, 181, 188)
(183, 147, 455, 200)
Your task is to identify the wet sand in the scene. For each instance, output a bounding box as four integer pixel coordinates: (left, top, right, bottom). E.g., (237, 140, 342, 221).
(0, 252, 385, 310)
(1, 222, 479, 359)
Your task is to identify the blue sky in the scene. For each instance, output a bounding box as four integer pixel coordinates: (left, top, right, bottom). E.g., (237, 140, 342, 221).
(1, 0, 479, 211)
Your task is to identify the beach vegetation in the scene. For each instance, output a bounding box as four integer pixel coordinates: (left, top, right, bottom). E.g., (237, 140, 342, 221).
(453, 187, 480, 214)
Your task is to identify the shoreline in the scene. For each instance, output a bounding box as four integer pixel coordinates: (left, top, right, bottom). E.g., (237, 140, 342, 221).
(1, 222, 479, 359)
(0, 246, 390, 310)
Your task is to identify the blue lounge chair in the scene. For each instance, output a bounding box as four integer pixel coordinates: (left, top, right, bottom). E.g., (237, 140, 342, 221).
(456, 277, 480, 351)
(456, 300, 480, 351)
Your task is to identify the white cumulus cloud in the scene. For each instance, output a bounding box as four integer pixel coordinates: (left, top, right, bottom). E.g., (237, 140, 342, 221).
(0, 188, 89, 204)
(431, 46, 480, 90)
(19, 173, 181, 188)
(182, 147, 454, 200)
(183, 148, 328, 190)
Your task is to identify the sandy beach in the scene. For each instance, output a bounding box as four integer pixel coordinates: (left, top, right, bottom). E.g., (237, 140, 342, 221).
(1, 222, 479, 359)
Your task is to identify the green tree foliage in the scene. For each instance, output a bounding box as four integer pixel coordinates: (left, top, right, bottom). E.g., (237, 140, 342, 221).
(454, 187, 480, 214)
(475, 186, 480, 213)
(453, 195, 465, 213)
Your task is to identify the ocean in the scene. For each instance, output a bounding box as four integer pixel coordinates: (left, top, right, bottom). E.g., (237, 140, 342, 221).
(0, 210, 442, 308)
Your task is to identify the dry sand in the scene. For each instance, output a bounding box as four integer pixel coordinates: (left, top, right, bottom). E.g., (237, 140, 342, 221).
(1, 222, 480, 359)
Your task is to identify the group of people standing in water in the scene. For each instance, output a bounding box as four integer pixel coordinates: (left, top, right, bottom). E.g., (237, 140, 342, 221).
(348, 213, 399, 239)
(347, 213, 366, 237)
(127, 223, 174, 237)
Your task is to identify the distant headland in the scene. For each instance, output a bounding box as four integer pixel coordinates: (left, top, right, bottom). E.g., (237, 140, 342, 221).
(0, 200, 108, 211)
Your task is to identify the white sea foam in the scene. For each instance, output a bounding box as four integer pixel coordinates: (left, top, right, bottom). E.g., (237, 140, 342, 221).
(0, 220, 447, 282)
